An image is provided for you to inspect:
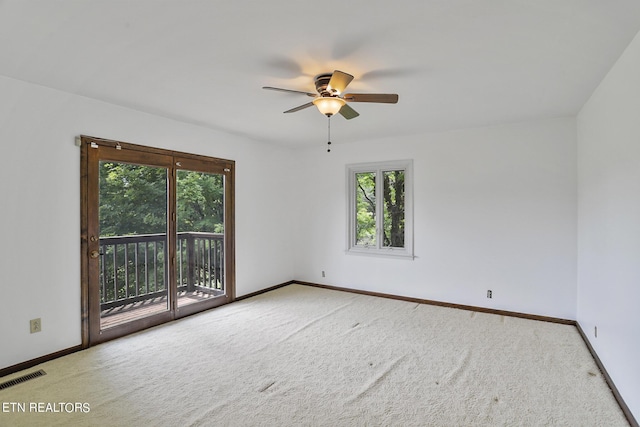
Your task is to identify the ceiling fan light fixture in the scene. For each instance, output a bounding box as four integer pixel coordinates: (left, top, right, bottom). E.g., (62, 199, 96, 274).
(313, 97, 345, 116)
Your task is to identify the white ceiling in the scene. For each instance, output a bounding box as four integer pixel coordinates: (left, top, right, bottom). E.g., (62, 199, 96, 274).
(2, 1, 640, 147)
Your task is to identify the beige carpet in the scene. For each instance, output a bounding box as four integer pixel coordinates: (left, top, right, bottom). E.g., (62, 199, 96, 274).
(0, 284, 628, 426)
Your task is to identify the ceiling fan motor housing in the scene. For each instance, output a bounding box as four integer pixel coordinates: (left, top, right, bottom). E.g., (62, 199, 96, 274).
(314, 73, 335, 96)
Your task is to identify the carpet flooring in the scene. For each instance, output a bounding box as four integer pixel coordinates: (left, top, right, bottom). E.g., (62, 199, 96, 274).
(0, 284, 628, 426)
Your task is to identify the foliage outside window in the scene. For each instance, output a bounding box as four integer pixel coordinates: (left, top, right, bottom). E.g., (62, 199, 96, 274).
(98, 162, 225, 302)
(99, 162, 224, 237)
(347, 160, 413, 258)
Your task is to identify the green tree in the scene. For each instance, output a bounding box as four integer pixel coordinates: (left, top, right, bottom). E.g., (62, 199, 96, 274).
(355, 169, 405, 248)
(355, 172, 376, 245)
(383, 170, 405, 247)
(176, 170, 224, 233)
(99, 162, 168, 236)
(99, 162, 224, 236)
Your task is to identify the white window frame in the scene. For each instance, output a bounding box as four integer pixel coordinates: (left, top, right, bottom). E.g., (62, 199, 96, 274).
(346, 159, 414, 259)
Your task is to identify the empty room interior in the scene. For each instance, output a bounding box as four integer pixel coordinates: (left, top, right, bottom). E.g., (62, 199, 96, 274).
(1, 1, 639, 425)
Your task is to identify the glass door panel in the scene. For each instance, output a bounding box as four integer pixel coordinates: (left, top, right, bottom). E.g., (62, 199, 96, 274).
(98, 161, 170, 329)
(176, 168, 226, 308)
(83, 136, 234, 346)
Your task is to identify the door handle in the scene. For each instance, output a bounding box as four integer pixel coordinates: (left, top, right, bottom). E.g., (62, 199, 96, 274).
(90, 250, 100, 259)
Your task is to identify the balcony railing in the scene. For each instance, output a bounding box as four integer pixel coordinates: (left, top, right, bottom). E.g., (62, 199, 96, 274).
(99, 232, 224, 310)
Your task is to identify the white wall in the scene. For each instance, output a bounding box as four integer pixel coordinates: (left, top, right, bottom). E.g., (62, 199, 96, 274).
(577, 30, 640, 420)
(0, 76, 295, 370)
(292, 118, 577, 320)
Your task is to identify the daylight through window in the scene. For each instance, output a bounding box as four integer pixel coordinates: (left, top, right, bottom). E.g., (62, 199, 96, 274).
(347, 160, 413, 258)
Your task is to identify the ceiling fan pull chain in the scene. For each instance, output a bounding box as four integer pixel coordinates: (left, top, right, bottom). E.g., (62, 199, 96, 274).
(327, 116, 332, 153)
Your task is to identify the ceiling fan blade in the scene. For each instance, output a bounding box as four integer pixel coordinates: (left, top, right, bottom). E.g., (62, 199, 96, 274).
(339, 104, 359, 120)
(343, 93, 399, 103)
(283, 102, 314, 113)
(263, 86, 317, 97)
(327, 70, 354, 94)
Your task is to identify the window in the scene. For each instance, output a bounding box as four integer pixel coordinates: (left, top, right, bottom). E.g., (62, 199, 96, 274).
(347, 160, 413, 258)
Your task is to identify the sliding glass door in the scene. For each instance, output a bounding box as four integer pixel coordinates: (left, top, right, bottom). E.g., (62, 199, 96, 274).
(98, 159, 171, 329)
(174, 157, 231, 316)
(81, 137, 235, 346)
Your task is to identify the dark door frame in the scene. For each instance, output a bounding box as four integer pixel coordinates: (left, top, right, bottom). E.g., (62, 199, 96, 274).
(80, 135, 235, 347)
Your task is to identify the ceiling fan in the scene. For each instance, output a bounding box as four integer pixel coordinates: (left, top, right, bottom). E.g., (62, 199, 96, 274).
(262, 70, 399, 120)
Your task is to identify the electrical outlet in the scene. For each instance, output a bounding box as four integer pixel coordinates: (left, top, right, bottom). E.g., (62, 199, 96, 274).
(322, 270, 325, 278)
(487, 290, 492, 299)
(30, 318, 42, 334)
